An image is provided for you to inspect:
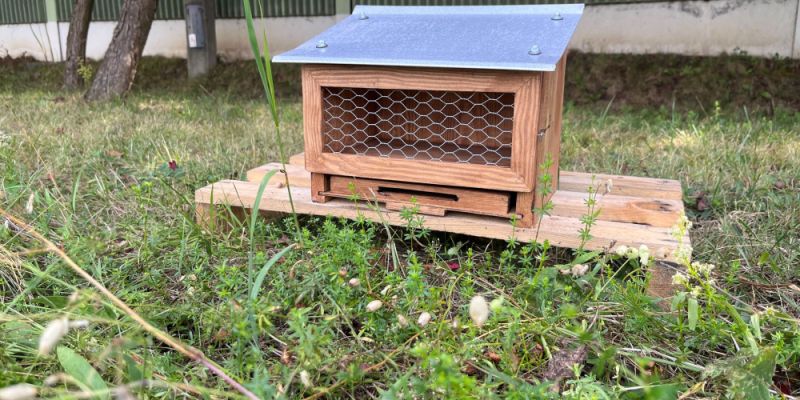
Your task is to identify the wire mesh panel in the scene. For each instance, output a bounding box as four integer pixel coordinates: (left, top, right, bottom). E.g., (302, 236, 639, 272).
(321, 87, 515, 167)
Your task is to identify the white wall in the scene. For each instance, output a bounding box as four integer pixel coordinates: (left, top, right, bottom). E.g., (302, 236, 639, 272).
(0, 15, 346, 62)
(571, 0, 800, 58)
(1, 0, 798, 62)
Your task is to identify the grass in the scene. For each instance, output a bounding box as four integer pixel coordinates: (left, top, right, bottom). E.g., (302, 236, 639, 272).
(0, 54, 799, 399)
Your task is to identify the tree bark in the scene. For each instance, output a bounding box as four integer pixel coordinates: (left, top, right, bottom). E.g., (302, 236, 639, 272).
(64, 0, 94, 89)
(84, 0, 158, 101)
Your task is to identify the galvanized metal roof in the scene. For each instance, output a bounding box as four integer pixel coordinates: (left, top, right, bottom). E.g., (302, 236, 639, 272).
(272, 4, 584, 72)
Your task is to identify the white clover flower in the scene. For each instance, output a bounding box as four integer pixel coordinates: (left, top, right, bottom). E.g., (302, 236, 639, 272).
(571, 263, 589, 277)
(417, 312, 432, 327)
(348, 278, 360, 287)
(366, 300, 383, 312)
(671, 273, 688, 286)
(299, 370, 312, 388)
(0, 383, 37, 400)
(614, 245, 629, 257)
(469, 296, 489, 328)
(638, 245, 650, 265)
(397, 314, 409, 327)
(38, 318, 69, 356)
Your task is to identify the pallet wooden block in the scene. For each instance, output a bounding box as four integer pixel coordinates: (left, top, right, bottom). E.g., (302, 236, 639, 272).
(200, 154, 689, 262)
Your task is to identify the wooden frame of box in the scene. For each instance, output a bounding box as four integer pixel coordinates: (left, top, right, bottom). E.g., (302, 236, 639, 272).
(300, 59, 566, 228)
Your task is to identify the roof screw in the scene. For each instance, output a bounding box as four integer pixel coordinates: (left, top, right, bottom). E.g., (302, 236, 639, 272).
(358, 12, 369, 20)
(528, 45, 541, 56)
(551, 13, 564, 21)
(316, 40, 328, 49)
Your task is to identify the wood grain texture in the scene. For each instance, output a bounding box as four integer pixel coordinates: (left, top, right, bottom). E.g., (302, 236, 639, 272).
(302, 65, 323, 172)
(263, 154, 684, 202)
(510, 72, 540, 191)
(533, 55, 567, 213)
(303, 64, 532, 93)
(558, 173, 684, 201)
(309, 153, 528, 192)
(210, 158, 690, 257)
(325, 175, 511, 218)
(310, 173, 330, 203)
(514, 191, 535, 228)
(550, 191, 683, 228)
(195, 178, 689, 263)
(301, 64, 538, 192)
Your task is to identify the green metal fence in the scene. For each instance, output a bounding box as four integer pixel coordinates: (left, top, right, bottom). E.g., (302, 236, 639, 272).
(0, 0, 46, 24)
(1, 0, 682, 25)
(54, 0, 336, 22)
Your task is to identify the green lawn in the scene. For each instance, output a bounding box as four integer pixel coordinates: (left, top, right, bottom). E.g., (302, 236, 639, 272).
(1, 55, 798, 399)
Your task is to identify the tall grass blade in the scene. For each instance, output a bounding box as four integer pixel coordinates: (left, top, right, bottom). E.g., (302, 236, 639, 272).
(242, 0, 303, 243)
(248, 169, 278, 286)
(71, 169, 82, 213)
(250, 244, 295, 301)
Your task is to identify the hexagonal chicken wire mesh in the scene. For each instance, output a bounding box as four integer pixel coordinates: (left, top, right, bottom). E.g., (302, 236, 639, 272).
(321, 87, 515, 167)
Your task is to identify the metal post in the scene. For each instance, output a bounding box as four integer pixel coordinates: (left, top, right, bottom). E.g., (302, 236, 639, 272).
(184, 0, 217, 78)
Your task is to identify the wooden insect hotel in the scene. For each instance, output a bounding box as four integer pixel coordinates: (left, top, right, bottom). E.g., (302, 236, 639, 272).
(196, 4, 689, 285)
(272, 4, 583, 227)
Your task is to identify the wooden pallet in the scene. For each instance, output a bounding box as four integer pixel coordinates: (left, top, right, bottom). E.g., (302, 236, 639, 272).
(198, 153, 689, 257)
(195, 153, 689, 297)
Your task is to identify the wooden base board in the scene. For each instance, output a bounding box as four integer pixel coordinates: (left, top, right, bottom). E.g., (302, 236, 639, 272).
(321, 174, 514, 218)
(200, 153, 689, 262)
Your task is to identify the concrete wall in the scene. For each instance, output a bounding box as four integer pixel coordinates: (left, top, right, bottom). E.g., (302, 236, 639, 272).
(1, 0, 798, 62)
(0, 16, 346, 62)
(571, 0, 800, 58)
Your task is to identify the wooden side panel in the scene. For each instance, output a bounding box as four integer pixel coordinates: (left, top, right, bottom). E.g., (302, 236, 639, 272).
(302, 65, 323, 171)
(510, 73, 541, 191)
(533, 55, 567, 213)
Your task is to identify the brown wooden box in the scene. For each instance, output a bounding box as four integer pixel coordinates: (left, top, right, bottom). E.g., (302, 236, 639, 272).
(272, 5, 583, 228)
(300, 59, 566, 227)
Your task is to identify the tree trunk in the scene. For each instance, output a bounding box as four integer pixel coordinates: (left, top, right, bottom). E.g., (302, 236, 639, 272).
(64, 0, 94, 89)
(84, 0, 158, 101)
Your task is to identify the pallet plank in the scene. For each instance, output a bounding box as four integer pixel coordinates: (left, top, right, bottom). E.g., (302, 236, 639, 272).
(196, 179, 687, 262)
